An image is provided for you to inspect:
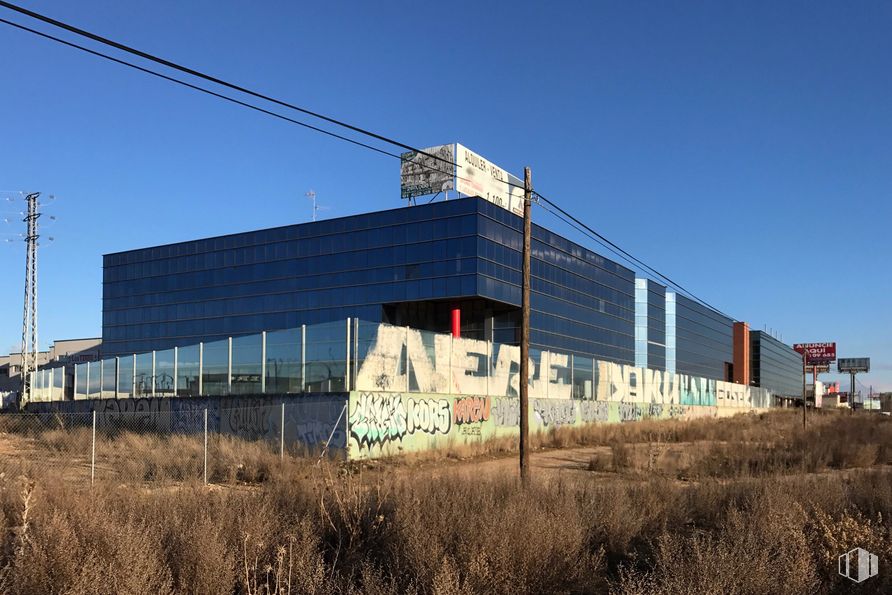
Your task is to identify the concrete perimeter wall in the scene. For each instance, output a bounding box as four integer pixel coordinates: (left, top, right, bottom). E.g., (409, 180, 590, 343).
(26, 393, 350, 452)
(347, 391, 767, 460)
(22, 388, 768, 461)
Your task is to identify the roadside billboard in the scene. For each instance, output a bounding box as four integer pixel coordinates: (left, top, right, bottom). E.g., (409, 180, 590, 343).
(838, 358, 870, 373)
(793, 342, 836, 364)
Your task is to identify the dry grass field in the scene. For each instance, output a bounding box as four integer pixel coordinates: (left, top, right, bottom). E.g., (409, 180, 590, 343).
(0, 409, 889, 594)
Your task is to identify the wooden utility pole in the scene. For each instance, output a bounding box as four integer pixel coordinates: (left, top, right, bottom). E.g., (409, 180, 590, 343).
(801, 352, 807, 429)
(520, 167, 532, 484)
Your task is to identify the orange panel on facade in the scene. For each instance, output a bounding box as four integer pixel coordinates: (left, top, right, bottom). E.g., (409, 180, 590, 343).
(733, 322, 750, 385)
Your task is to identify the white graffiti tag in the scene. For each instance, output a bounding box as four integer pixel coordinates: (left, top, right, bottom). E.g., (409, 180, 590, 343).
(349, 393, 407, 449)
(350, 393, 451, 450)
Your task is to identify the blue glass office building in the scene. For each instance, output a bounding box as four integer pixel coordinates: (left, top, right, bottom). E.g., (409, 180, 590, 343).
(102, 197, 636, 363)
(634, 279, 667, 371)
(665, 292, 734, 380)
(750, 331, 803, 398)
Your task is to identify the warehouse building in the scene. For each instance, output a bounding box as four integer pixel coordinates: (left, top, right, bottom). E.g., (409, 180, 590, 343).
(103, 197, 636, 363)
(101, 193, 801, 395)
(750, 330, 804, 399)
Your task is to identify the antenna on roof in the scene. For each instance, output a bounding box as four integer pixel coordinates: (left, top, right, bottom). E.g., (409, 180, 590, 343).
(305, 189, 330, 222)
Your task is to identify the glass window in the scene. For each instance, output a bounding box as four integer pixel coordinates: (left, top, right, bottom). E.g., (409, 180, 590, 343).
(176, 344, 200, 397)
(154, 349, 175, 396)
(232, 334, 262, 394)
(572, 355, 593, 399)
(87, 361, 101, 398)
(304, 320, 346, 392)
(100, 358, 117, 398)
(202, 339, 229, 395)
(52, 366, 65, 401)
(75, 363, 88, 399)
(265, 328, 302, 393)
(117, 355, 134, 398)
(135, 352, 153, 396)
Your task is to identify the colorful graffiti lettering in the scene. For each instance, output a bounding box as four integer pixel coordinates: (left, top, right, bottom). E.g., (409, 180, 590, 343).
(349, 393, 451, 450)
(453, 396, 491, 425)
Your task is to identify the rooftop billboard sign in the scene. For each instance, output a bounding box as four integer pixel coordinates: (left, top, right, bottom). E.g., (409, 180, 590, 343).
(399, 144, 455, 199)
(400, 143, 524, 217)
(838, 358, 870, 373)
(793, 342, 836, 364)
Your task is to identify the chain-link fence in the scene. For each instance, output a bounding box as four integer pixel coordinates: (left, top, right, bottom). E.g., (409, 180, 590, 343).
(0, 400, 347, 486)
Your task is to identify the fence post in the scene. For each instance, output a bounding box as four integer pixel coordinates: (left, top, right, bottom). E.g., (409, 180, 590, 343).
(353, 318, 359, 390)
(261, 331, 267, 394)
(280, 402, 285, 460)
(131, 354, 136, 398)
(544, 351, 550, 399)
(570, 354, 575, 398)
(486, 339, 491, 397)
(173, 347, 178, 397)
(91, 409, 97, 485)
(405, 325, 410, 392)
(227, 337, 233, 394)
(345, 318, 351, 391)
(151, 350, 157, 396)
(449, 333, 454, 397)
(203, 407, 208, 484)
(301, 325, 306, 393)
(198, 343, 204, 396)
(593, 358, 597, 400)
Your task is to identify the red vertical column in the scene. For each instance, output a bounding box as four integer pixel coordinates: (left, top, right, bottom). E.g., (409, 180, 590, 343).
(451, 306, 461, 338)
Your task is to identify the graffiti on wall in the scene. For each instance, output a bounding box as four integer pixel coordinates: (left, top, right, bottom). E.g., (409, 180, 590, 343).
(453, 396, 491, 436)
(348, 393, 451, 450)
(533, 398, 576, 427)
(27, 394, 348, 450)
(579, 400, 610, 423)
(353, 324, 772, 408)
(492, 397, 519, 427)
(619, 402, 643, 422)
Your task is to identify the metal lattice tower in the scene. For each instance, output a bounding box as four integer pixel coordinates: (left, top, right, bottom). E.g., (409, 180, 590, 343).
(20, 192, 40, 407)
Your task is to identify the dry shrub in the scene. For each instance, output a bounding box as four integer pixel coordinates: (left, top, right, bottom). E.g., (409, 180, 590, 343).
(0, 411, 888, 593)
(386, 474, 603, 594)
(610, 441, 632, 472)
(615, 502, 819, 594)
(5, 483, 174, 594)
(807, 507, 891, 591)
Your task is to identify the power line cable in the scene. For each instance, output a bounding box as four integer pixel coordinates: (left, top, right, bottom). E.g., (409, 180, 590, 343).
(0, 17, 401, 160)
(535, 193, 736, 320)
(1, 2, 735, 321)
(0, 14, 511, 199)
(0, 0, 471, 176)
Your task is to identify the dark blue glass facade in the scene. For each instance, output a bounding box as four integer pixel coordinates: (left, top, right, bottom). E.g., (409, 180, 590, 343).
(667, 293, 734, 380)
(102, 197, 636, 363)
(751, 331, 803, 398)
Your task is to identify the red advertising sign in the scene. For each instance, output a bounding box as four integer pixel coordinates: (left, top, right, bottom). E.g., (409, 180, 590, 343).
(793, 342, 837, 363)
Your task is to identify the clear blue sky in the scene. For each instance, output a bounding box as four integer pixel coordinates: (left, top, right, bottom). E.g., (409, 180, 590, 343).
(1, 1, 890, 392)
